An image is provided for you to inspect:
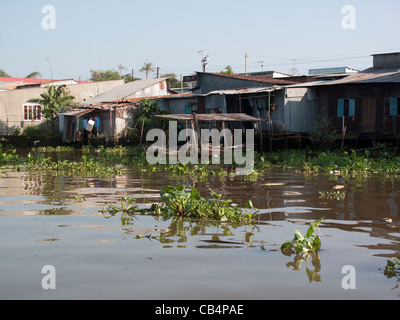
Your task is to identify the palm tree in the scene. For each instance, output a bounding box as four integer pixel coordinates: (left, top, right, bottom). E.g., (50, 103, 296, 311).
(27, 85, 77, 131)
(139, 62, 155, 80)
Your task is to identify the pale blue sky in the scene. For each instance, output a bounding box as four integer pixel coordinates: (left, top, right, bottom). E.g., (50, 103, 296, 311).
(1, 0, 399, 80)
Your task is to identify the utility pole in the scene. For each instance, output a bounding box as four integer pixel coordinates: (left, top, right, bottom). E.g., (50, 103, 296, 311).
(245, 53, 248, 75)
(46, 57, 53, 79)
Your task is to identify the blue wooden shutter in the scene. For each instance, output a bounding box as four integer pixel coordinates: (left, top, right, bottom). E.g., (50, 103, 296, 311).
(337, 99, 344, 117)
(349, 99, 355, 117)
(390, 98, 398, 116)
(184, 104, 191, 114)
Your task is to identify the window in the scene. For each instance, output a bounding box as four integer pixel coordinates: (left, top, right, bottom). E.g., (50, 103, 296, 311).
(389, 97, 400, 116)
(23, 104, 42, 121)
(337, 99, 355, 118)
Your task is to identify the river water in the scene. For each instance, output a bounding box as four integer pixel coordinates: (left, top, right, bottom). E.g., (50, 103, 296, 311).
(1, 166, 399, 300)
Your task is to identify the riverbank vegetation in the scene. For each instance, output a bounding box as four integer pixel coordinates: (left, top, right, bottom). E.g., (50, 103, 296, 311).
(2, 143, 400, 177)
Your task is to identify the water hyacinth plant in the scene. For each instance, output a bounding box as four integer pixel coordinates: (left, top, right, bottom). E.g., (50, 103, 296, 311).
(281, 218, 324, 254)
(157, 185, 258, 223)
(100, 185, 258, 225)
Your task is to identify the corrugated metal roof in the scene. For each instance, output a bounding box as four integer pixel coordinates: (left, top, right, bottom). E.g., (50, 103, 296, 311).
(322, 67, 400, 84)
(81, 78, 169, 106)
(289, 67, 400, 87)
(206, 86, 282, 96)
(61, 109, 94, 117)
(81, 93, 194, 110)
(155, 113, 266, 122)
(203, 72, 297, 85)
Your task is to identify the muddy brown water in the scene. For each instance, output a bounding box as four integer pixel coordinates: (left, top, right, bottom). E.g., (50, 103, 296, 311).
(1, 167, 400, 300)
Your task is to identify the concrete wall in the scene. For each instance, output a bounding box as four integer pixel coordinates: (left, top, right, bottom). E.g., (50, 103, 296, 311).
(373, 53, 400, 68)
(0, 79, 124, 134)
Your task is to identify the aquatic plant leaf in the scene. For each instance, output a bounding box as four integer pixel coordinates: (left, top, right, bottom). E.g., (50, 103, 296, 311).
(245, 200, 254, 209)
(306, 224, 316, 239)
(281, 242, 292, 251)
(313, 237, 321, 251)
(294, 229, 304, 241)
(307, 218, 324, 238)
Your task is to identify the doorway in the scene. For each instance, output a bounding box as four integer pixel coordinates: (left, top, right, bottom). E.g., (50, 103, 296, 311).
(361, 98, 376, 133)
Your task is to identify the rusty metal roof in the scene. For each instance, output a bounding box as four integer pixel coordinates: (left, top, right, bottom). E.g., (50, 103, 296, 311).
(61, 109, 95, 117)
(319, 67, 400, 84)
(206, 86, 282, 96)
(289, 67, 400, 87)
(203, 72, 297, 85)
(155, 113, 266, 122)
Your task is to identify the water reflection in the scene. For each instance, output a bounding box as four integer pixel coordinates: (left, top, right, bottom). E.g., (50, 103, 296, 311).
(116, 216, 259, 249)
(282, 250, 322, 283)
(2, 168, 399, 252)
(152, 218, 257, 249)
(2, 164, 400, 299)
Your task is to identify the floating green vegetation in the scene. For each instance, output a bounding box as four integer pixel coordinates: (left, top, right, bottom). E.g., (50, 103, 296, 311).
(280, 218, 324, 283)
(383, 257, 400, 286)
(5, 143, 400, 180)
(99, 185, 258, 225)
(32, 145, 77, 153)
(257, 146, 400, 176)
(381, 257, 400, 291)
(165, 163, 228, 177)
(281, 218, 324, 255)
(0, 148, 23, 167)
(155, 185, 257, 223)
(19, 152, 125, 176)
(319, 189, 346, 200)
(100, 196, 142, 225)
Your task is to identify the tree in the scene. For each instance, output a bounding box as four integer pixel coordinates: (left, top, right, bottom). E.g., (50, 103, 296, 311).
(138, 98, 160, 119)
(27, 85, 77, 131)
(160, 73, 183, 88)
(122, 73, 141, 83)
(139, 62, 155, 80)
(0, 69, 11, 77)
(90, 69, 122, 81)
(118, 64, 128, 76)
(26, 71, 42, 78)
(220, 65, 236, 75)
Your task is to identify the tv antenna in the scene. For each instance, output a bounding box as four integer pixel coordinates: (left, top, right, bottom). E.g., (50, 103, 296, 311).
(290, 59, 299, 76)
(198, 50, 210, 72)
(257, 61, 264, 72)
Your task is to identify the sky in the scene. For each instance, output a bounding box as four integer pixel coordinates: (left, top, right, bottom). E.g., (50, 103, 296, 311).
(1, 0, 399, 81)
